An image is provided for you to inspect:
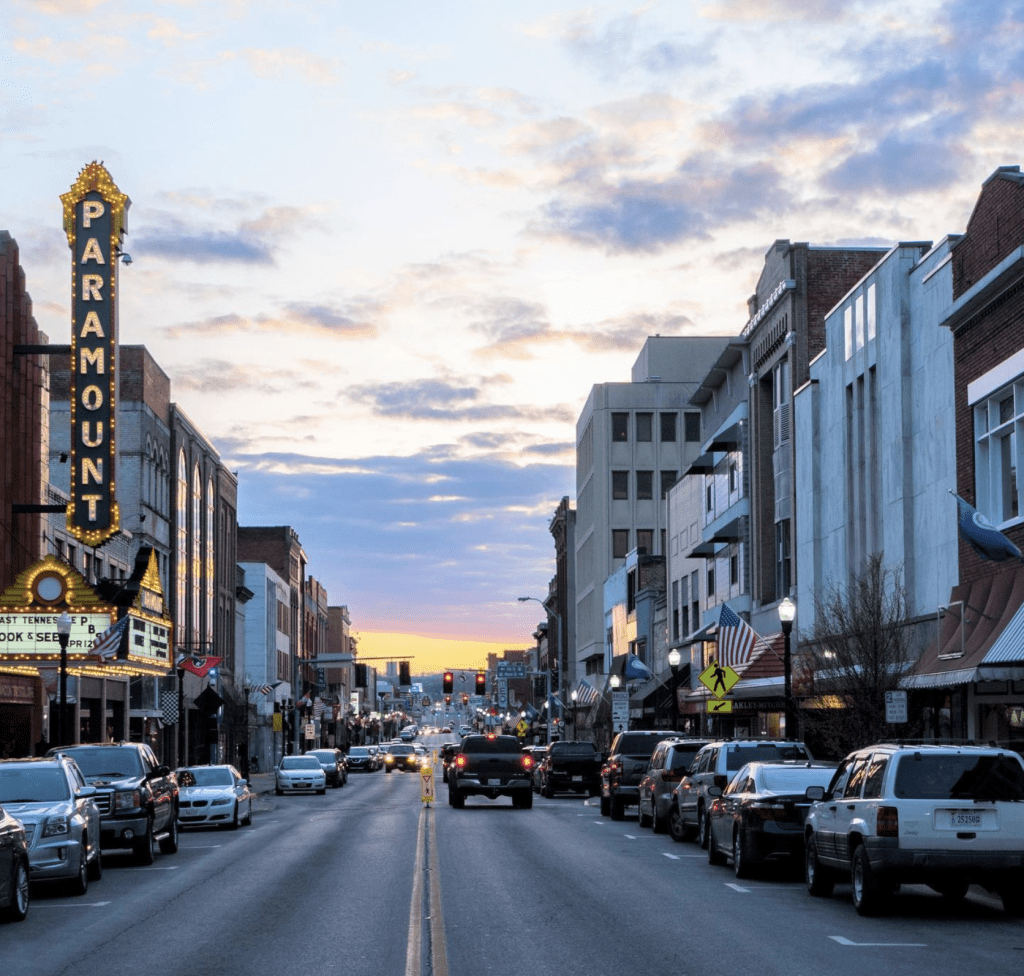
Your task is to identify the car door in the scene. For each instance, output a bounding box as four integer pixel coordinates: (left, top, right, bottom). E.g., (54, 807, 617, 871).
(70, 764, 100, 864)
(812, 758, 853, 861)
(831, 755, 871, 863)
(715, 766, 751, 852)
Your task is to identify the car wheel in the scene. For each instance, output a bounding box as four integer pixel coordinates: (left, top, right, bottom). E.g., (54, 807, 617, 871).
(68, 848, 89, 896)
(805, 836, 835, 897)
(450, 789, 465, 809)
(542, 782, 554, 799)
(275, 786, 283, 796)
(134, 817, 155, 865)
(669, 804, 691, 843)
(707, 824, 726, 866)
(1001, 887, 1024, 917)
(652, 805, 667, 834)
(88, 845, 102, 881)
(697, 806, 710, 849)
(386, 768, 392, 774)
(159, 816, 179, 855)
(316, 788, 326, 795)
(3, 858, 29, 922)
(610, 795, 625, 821)
(228, 803, 240, 830)
(733, 830, 752, 879)
(514, 790, 533, 809)
(600, 795, 611, 817)
(241, 801, 252, 826)
(851, 846, 887, 916)
(638, 798, 653, 829)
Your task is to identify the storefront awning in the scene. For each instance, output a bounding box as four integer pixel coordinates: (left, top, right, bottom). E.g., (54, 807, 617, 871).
(684, 452, 717, 476)
(708, 422, 742, 452)
(903, 566, 1024, 688)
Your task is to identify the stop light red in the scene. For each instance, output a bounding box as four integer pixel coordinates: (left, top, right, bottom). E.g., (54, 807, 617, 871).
(443, 671, 454, 694)
(475, 672, 486, 694)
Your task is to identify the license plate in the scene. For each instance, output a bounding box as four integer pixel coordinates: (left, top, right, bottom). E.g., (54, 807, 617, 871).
(947, 810, 983, 829)
(572, 775, 583, 782)
(486, 778, 501, 786)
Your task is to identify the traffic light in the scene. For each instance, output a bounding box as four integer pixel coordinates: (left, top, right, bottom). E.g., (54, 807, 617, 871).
(475, 672, 486, 694)
(355, 663, 367, 688)
(444, 695, 451, 705)
(443, 671, 454, 694)
(461, 693, 469, 705)
(399, 661, 411, 686)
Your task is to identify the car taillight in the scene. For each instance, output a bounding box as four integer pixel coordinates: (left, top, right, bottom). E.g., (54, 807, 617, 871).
(877, 806, 899, 837)
(522, 755, 534, 770)
(455, 755, 467, 768)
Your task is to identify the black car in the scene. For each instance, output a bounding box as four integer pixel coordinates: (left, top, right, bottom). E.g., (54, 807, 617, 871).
(440, 743, 460, 783)
(345, 746, 377, 772)
(0, 803, 30, 922)
(306, 749, 348, 788)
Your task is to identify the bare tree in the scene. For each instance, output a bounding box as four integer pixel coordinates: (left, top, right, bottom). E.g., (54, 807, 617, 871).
(800, 554, 917, 757)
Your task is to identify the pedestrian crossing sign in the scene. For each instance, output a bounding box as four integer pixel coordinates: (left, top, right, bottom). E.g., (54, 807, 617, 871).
(698, 662, 739, 698)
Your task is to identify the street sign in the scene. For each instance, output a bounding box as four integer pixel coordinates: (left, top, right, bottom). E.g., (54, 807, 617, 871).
(708, 700, 733, 714)
(612, 690, 629, 733)
(698, 662, 740, 698)
(304, 723, 315, 740)
(421, 766, 435, 805)
(885, 690, 908, 724)
(497, 661, 527, 678)
(516, 718, 529, 736)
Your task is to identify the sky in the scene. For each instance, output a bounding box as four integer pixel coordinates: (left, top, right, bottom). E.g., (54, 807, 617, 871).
(4, 0, 1024, 674)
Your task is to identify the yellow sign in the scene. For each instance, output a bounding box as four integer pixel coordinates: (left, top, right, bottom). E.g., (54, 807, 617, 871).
(272, 712, 283, 732)
(698, 662, 740, 698)
(516, 718, 529, 735)
(708, 700, 733, 714)
(421, 766, 435, 804)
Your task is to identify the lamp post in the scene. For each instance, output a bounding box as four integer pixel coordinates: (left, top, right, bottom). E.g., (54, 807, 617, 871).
(518, 595, 562, 745)
(778, 597, 797, 740)
(668, 648, 681, 733)
(56, 611, 73, 747)
(571, 689, 578, 741)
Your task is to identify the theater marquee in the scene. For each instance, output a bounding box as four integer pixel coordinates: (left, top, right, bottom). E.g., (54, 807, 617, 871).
(60, 162, 131, 546)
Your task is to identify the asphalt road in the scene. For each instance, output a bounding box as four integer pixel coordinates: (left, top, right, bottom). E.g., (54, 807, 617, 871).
(2, 739, 1022, 976)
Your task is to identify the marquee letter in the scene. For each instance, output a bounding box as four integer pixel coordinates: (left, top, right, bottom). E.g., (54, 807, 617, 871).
(80, 238, 106, 264)
(80, 347, 105, 374)
(81, 385, 103, 411)
(81, 494, 102, 520)
(79, 311, 105, 338)
(81, 458, 103, 485)
(82, 201, 105, 227)
(81, 422, 104, 448)
(80, 274, 104, 301)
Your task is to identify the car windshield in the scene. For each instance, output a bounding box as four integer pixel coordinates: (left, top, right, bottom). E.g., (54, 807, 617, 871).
(390, 745, 414, 756)
(349, 748, 369, 757)
(894, 753, 1024, 801)
(725, 745, 809, 770)
(281, 756, 321, 770)
(551, 743, 597, 755)
(759, 766, 833, 794)
(178, 768, 233, 787)
(309, 752, 335, 763)
(0, 767, 71, 802)
(60, 747, 145, 778)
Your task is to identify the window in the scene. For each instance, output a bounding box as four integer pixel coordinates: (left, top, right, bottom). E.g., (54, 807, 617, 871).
(612, 412, 629, 442)
(730, 553, 738, 586)
(866, 284, 876, 341)
(660, 470, 677, 498)
(636, 529, 653, 554)
(206, 478, 215, 645)
(729, 462, 738, 493)
(660, 412, 677, 442)
(684, 412, 701, 442)
(706, 564, 715, 598)
(636, 413, 652, 442)
(705, 482, 713, 514)
(975, 381, 1022, 524)
(862, 755, 888, 799)
(612, 471, 629, 500)
(775, 519, 791, 597)
(636, 470, 653, 499)
(844, 305, 853, 361)
(612, 530, 630, 559)
(177, 451, 188, 633)
(773, 360, 790, 447)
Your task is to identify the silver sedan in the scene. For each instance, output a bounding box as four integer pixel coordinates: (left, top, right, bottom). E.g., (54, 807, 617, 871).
(176, 766, 254, 829)
(275, 755, 327, 795)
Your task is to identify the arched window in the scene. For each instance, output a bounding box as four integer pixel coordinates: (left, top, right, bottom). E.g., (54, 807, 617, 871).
(177, 451, 188, 634)
(192, 464, 202, 639)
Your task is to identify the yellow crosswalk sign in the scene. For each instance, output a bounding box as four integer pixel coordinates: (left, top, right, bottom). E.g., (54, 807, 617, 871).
(698, 662, 740, 698)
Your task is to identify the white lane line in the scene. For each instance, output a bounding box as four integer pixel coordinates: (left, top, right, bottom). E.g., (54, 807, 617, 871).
(33, 901, 112, 908)
(830, 936, 927, 947)
(726, 883, 752, 893)
(662, 853, 682, 859)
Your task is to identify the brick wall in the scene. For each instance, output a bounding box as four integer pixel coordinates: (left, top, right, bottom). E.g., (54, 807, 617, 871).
(0, 232, 47, 587)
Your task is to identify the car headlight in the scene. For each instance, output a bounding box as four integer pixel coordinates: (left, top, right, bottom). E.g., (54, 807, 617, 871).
(42, 815, 71, 838)
(211, 798, 231, 806)
(115, 789, 141, 811)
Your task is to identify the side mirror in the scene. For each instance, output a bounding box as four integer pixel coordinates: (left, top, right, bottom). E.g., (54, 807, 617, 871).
(78, 785, 97, 798)
(805, 785, 827, 801)
(706, 785, 722, 798)
(152, 765, 171, 778)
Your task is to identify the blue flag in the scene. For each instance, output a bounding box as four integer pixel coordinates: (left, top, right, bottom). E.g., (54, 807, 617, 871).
(625, 654, 654, 680)
(952, 491, 1022, 562)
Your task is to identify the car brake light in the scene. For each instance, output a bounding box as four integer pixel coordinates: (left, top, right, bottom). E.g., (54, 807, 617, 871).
(455, 755, 467, 768)
(522, 755, 534, 770)
(877, 806, 899, 837)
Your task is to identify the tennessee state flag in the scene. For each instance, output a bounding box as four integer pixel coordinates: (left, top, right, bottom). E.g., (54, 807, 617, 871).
(178, 655, 223, 677)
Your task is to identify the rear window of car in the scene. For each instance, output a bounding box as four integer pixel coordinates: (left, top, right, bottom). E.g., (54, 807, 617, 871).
(725, 744, 809, 771)
(550, 743, 597, 756)
(461, 736, 520, 754)
(893, 753, 1024, 801)
(616, 734, 670, 756)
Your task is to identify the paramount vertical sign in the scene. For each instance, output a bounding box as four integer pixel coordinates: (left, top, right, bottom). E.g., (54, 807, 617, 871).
(60, 163, 130, 546)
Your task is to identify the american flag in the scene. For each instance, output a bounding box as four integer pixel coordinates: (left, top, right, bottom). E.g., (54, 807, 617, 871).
(90, 615, 129, 662)
(575, 679, 600, 707)
(716, 603, 759, 668)
(255, 683, 278, 695)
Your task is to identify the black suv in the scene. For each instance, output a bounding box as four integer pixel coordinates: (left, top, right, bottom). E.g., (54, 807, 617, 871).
(601, 731, 680, 820)
(50, 743, 179, 865)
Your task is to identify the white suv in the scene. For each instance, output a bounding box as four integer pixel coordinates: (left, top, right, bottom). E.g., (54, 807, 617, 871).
(804, 743, 1024, 916)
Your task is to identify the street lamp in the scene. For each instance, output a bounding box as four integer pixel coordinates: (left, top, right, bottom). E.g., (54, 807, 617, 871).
(56, 611, 73, 747)
(571, 689, 578, 741)
(778, 597, 797, 740)
(668, 648, 681, 732)
(518, 595, 562, 744)
(609, 673, 621, 690)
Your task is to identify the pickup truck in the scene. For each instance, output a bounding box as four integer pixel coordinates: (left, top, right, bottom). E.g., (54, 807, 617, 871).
(447, 734, 535, 809)
(538, 741, 603, 798)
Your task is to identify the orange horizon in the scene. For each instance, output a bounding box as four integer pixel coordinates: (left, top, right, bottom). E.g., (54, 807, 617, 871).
(355, 630, 533, 675)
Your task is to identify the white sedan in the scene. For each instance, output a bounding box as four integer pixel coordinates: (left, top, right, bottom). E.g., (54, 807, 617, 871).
(176, 765, 254, 829)
(275, 755, 327, 795)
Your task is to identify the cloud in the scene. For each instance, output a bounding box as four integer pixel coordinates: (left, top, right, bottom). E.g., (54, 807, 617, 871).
(134, 228, 274, 264)
(821, 130, 968, 193)
(169, 359, 324, 395)
(163, 301, 378, 340)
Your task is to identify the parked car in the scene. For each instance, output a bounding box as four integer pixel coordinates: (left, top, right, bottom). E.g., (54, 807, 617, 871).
(704, 761, 836, 877)
(275, 755, 327, 795)
(440, 743, 460, 784)
(176, 765, 254, 829)
(0, 803, 30, 922)
(601, 730, 680, 820)
(0, 756, 102, 895)
(804, 742, 1024, 916)
(638, 739, 710, 832)
(306, 749, 348, 788)
(670, 739, 814, 846)
(49, 742, 179, 865)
